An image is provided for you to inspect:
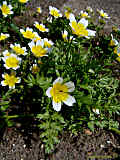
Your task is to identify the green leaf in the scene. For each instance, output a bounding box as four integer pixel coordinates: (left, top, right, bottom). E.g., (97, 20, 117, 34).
(88, 121, 94, 132)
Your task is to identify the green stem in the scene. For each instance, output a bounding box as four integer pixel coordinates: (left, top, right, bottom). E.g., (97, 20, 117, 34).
(88, 155, 114, 159)
(110, 127, 120, 135)
(2, 114, 34, 120)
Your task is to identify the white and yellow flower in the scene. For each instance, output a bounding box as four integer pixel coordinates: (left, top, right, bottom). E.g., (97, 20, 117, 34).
(114, 44, 120, 55)
(109, 34, 118, 46)
(46, 77, 76, 111)
(1, 73, 21, 89)
(0, 33, 9, 41)
(93, 108, 100, 114)
(62, 30, 73, 41)
(86, 6, 93, 13)
(3, 50, 11, 57)
(2, 54, 21, 70)
(49, 6, 62, 18)
(97, 9, 110, 19)
(30, 63, 40, 74)
(18, 0, 29, 3)
(69, 15, 96, 38)
(47, 16, 52, 23)
(28, 40, 48, 58)
(34, 21, 49, 32)
(80, 10, 90, 18)
(37, 6, 42, 13)
(10, 43, 27, 55)
(43, 38, 54, 52)
(113, 43, 120, 62)
(0, 1, 13, 17)
(33, 34, 42, 42)
(20, 27, 38, 39)
(64, 7, 73, 19)
(43, 38, 54, 48)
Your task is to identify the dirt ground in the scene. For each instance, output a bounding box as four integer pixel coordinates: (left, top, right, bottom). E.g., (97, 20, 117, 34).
(27, 0, 120, 30)
(1, 0, 120, 160)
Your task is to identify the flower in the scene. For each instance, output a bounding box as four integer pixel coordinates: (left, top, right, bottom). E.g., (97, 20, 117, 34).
(10, 43, 27, 55)
(43, 38, 54, 48)
(34, 22, 49, 32)
(43, 38, 54, 53)
(62, 30, 68, 41)
(62, 30, 73, 41)
(2, 54, 21, 70)
(116, 57, 120, 62)
(80, 10, 90, 18)
(97, 9, 110, 19)
(64, 7, 72, 19)
(18, 0, 29, 3)
(114, 44, 120, 55)
(33, 34, 42, 42)
(3, 50, 11, 56)
(0, 33, 9, 41)
(0, 1, 13, 17)
(86, 6, 93, 13)
(30, 64, 40, 74)
(28, 40, 48, 58)
(69, 15, 96, 38)
(49, 6, 62, 18)
(93, 108, 100, 114)
(20, 27, 38, 39)
(37, 6, 42, 13)
(1, 73, 21, 89)
(109, 34, 118, 46)
(46, 77, 76, 111)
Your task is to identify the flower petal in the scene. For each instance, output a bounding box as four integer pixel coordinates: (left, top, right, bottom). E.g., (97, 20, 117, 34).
(63, 95, 76, 106)
(87, 29, 96, 37)
(46, 87, 52, 97)
(69, 13, 76, 22)
(1, 81, 6, 86)
(52, 101, 61, 111)
(79, 18, 88, 28)
(64, 81, 75, 92)
(53, 77, 63, 85)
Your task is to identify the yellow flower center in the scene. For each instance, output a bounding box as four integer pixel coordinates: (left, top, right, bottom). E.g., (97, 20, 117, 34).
(62, 33, 67, 40)
(32, 65, 40, 74)
(5, 52, 11, 56)
(6, 57, 19, 68)
(109, 40, 115, 46)
(22, 31, 35, 39)
(1, 4, 10, 15)
(4, 74, 19, 87)
(71, 21, 88, 37)
(13, 46, 24, 55)
(50, 9, 60, 17)
(37, 8, 41, 13)
(50, 82, 69, 103)
(65, 11, 70, 19)
(31, 45, 47, 57)
(0, 35, 7, 41)
(114, 47, 118, 54)
(35, 24, 46, 32)
(100, 12, 106, 18)
(19, 0, 27, 3)
(44, 41, 51, 48)
(81, 13, 88, 18)
(116, 57, 120, 62)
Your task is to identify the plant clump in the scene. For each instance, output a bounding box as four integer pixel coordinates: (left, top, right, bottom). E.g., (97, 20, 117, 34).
(0, 0, 120, 154)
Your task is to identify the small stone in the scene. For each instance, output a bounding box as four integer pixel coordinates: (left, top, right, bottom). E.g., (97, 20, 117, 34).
(100, 144, 105, 148)
(84, 129, 92, 135)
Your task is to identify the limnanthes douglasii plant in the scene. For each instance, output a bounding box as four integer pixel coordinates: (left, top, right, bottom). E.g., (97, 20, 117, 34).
(1, 2, 120, 153)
